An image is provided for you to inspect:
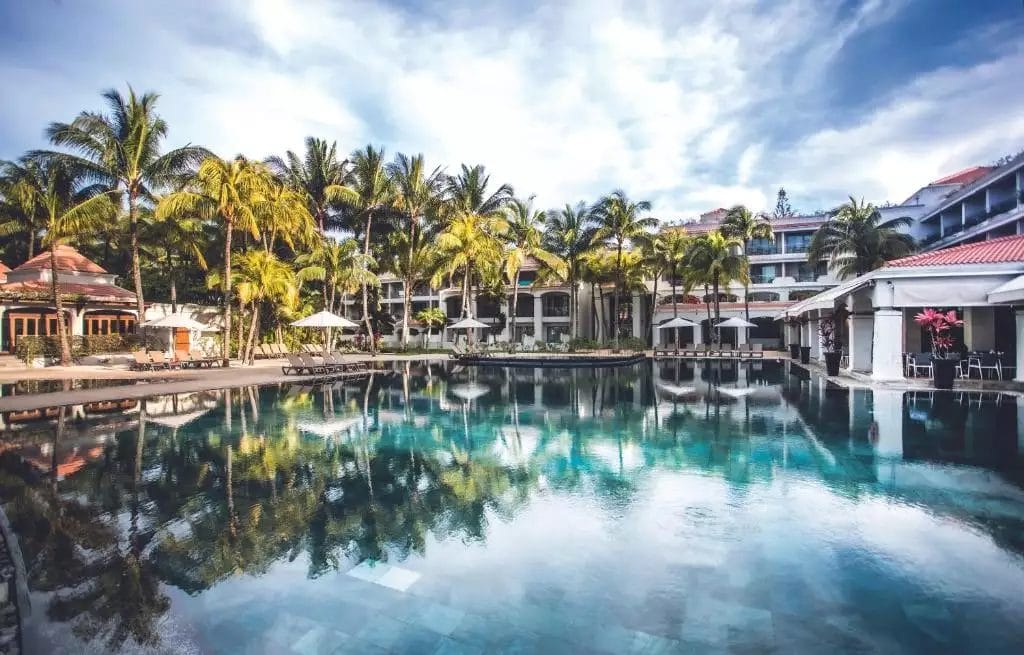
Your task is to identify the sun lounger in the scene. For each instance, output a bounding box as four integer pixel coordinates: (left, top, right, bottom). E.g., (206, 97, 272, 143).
(131, 350, 154, 371)
(149, 351, 178, 370)
(752, 343, 764, 359)
(299, 353, 328, 374)
(175, 349, 194, 368)
(187, 349, 219, 367)
(283, 353, 311, 375)
(736, 344, 752, 359)
(681, 343, 696, 357)
(273, 343, 288, 356)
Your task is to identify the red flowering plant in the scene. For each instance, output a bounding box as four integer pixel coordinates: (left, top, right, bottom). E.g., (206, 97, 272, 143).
(913, 308, 963, 359)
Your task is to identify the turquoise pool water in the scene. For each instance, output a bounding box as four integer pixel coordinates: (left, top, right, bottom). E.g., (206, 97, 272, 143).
(2, 361, 1023, 653)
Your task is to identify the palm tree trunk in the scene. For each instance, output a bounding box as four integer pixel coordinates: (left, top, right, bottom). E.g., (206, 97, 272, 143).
(51, 246, 72, 365)
(129, 189, 146, 323)
(704, 283, 711, 345)
(614, 243, 623, 348)
(361, 210, 376, 354)
(650, 274, 659, 346)
(222, 217, 233, 364)
(245, 303, 259, 365)
(671, 278, 678, 346)
(28, 230, 36, 260)
(401, 276, 412, 349)
(509, 271, 520, 351)
(713, 279, 721, 345)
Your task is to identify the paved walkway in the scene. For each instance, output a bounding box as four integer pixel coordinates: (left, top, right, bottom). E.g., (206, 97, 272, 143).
(0, 354, 451, 413)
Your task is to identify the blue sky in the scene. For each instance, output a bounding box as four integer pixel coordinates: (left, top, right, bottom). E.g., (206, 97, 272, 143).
(1, 0, 1022, 219)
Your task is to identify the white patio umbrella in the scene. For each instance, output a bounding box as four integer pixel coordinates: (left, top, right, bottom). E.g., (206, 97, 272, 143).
(142, 313, 220, 356)
(656, 316, 699, 349)
(448, 317, 490, 347)
(716, 316, 757, 346)
(291, 310, 359, 355)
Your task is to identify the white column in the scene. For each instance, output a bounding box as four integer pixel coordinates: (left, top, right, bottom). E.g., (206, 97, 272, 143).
(872, 389, 904, 458)
(848, 315, 873, 372)
(631, 293, 642, 340)
(533, 295, 543, 342)
(736, 324, 748, 345)
(1014, 309, 1024, 383)
(801, 321, 811, 351)
(871, 309, 904, 381)
(809, 318, 821, 360)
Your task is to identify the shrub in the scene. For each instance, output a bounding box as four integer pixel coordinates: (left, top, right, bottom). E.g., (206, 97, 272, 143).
(568, 337, 600, 352)
(14, 333, 162, 363)
(618, 336, 648, 352)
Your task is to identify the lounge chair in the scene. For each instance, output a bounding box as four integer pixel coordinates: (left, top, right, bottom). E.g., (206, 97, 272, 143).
(189, 349, 220, 367)
(149, 351, 178, 370)
(736, 344, 752, 359)
(274, 343, 289, 356)
(175, 349, 194, 368)
(282, 353, 308, 375)
(752, 343, 764, 359)
(299, 353, 328, 375)
(131, 351, 154, 371)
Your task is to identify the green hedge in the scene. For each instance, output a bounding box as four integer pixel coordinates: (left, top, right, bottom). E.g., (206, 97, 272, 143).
(13, 334, 160, 363)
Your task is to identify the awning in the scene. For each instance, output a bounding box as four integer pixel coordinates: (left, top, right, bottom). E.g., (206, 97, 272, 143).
(777, 276, 871, 319)
(988, 275, 1024, 304)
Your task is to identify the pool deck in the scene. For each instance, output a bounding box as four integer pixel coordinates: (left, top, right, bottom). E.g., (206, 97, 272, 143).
(791, 359, 1024, 396)
(0, 353, 451, 413)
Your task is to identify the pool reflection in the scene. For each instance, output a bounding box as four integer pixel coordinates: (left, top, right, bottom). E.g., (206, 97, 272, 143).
(1, 360, 1022, 653)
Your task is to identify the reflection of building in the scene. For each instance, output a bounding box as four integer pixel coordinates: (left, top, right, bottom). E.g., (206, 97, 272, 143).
(0, 245, 139, 353)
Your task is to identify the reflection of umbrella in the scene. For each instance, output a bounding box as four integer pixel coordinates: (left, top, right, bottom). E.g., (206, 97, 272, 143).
(449, 318, 489, 329)
(146, 408, 211, 429)
(297, 415, 363, 437)
(717, 386, 756, 398)
(292, 311, 359, 355)
(450, 383, 489, 401)
(656, 382, 697, 397)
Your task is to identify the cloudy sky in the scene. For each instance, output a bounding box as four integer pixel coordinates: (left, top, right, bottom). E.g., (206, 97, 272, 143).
(1, 0, 1022, 220)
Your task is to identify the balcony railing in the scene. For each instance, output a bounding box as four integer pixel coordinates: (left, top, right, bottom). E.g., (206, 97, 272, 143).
(784, 243, 810, 253)
(747, 245, 780, 255)
(750, 274, 776, 284)
(794, 273, 819, 282)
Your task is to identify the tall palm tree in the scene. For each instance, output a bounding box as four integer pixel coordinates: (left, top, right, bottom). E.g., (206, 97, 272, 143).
(1, 158, 116, 364)
(157, 155, 272, 363)
(647, 228, 690, 343)
(256, 180, 317, 253)
(266, 137, 350, 234)
(433, 213, 505, 334)
(233, 250, 298, 364)
(686, 231, 748, 344)
(720, 205, 773, 322)
(345, 146, 392, 352)
(808, 197, 915, 278)
(541, 202, 597, 339)
(387, 153, 444, 346)
(0, 159, 47, 260)
(387, 232, 439, 349)
(445, 164, 514, 219)
(143, 207, 208, 312)
(296, 237, 378, 349)
(503, 198, 566, 349)
(591, 190, 655, 348)
(37, 86, 209, 321)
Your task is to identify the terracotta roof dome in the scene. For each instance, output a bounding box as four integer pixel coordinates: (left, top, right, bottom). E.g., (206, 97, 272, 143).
(14, 245, 108, 274)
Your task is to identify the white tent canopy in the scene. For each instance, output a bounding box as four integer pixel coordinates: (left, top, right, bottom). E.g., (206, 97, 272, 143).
(143, 313, 219, 331)
(448, 317, 490, 329)
(656, 317, 698, 329)
(291, 310, 359, 328)
(988, 275, 1024, 304)
(716, 317, 756, 328)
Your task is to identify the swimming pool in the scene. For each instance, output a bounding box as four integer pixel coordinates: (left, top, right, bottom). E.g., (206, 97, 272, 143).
(1, 360, 1022, 653)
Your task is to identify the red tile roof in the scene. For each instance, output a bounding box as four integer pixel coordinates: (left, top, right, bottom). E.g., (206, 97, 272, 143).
(0, 279, 136, 301)
(889, 235, 1024, 268)
(929, 166, 993, 186)
(14, 245, 108, 274)
(0, 262, 9, 273)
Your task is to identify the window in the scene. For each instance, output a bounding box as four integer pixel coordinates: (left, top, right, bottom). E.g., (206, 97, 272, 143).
(542, 293, 569, 317)
(514, 324, 534, 341)
(784, 232, 813, 253)
(795, 262, 820, 282)
(512, 294, 534, 317)
(748, 292, 780, 302)
(545, 324, 570, 343)
(747, 237, 777, 255)
(749, 265, 776, 284)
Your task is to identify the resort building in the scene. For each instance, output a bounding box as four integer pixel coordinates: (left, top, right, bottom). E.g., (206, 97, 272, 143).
(781, 235, 1024, 382)
(0, 246, 140, 354)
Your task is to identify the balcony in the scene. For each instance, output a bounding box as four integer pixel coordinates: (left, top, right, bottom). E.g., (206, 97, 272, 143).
(784, 242, 810, 254)
(794, 272, 819, 282)
(747, 245, 780, 256)
(749, 274, 776, 284)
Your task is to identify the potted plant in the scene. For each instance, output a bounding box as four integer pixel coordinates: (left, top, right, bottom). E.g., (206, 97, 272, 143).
(913, 308, 963, 389)
(819, 318, 842, 376)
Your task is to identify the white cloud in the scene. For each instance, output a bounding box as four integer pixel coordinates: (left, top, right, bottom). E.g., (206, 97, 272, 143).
(2, 0, 1020, 222)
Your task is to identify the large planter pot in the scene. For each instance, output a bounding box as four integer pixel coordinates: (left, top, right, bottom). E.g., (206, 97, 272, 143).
(824, 351, 842, 376)
(788, 343, 800, 359)
(932, 358, 957, 390)
(799, 346, 811, 364)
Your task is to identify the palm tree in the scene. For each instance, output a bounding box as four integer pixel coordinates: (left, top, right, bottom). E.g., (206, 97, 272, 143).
(233, 250, 298, 364)
(541, 202, 597, 339)
(0, 159, 46, 260)
(580, 250, 616, 342)
(647, 229, 690, 343)
(503, 198, 566, 349)
(144, 208, 208, 312)
(808, 197, 915, 278)
(296, 237, 377, 349)
(157, 155, 272, 363)
(445, 164, 514, 219)
(720, 205, 773, 322)
(387, 153, 444, 346)
(1, 157, 116, 364)
(387, 232, 439, 349)
(266, 137, 350, 234)
(37, 86, 209, 321)
(345, 146, 392, 352)
(591, 190, 656, 348)
(433, 213, 505, 336)
(415, 307, 446, 347)
(256, 180, 317, 253)
(686, 231, 748, 344)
